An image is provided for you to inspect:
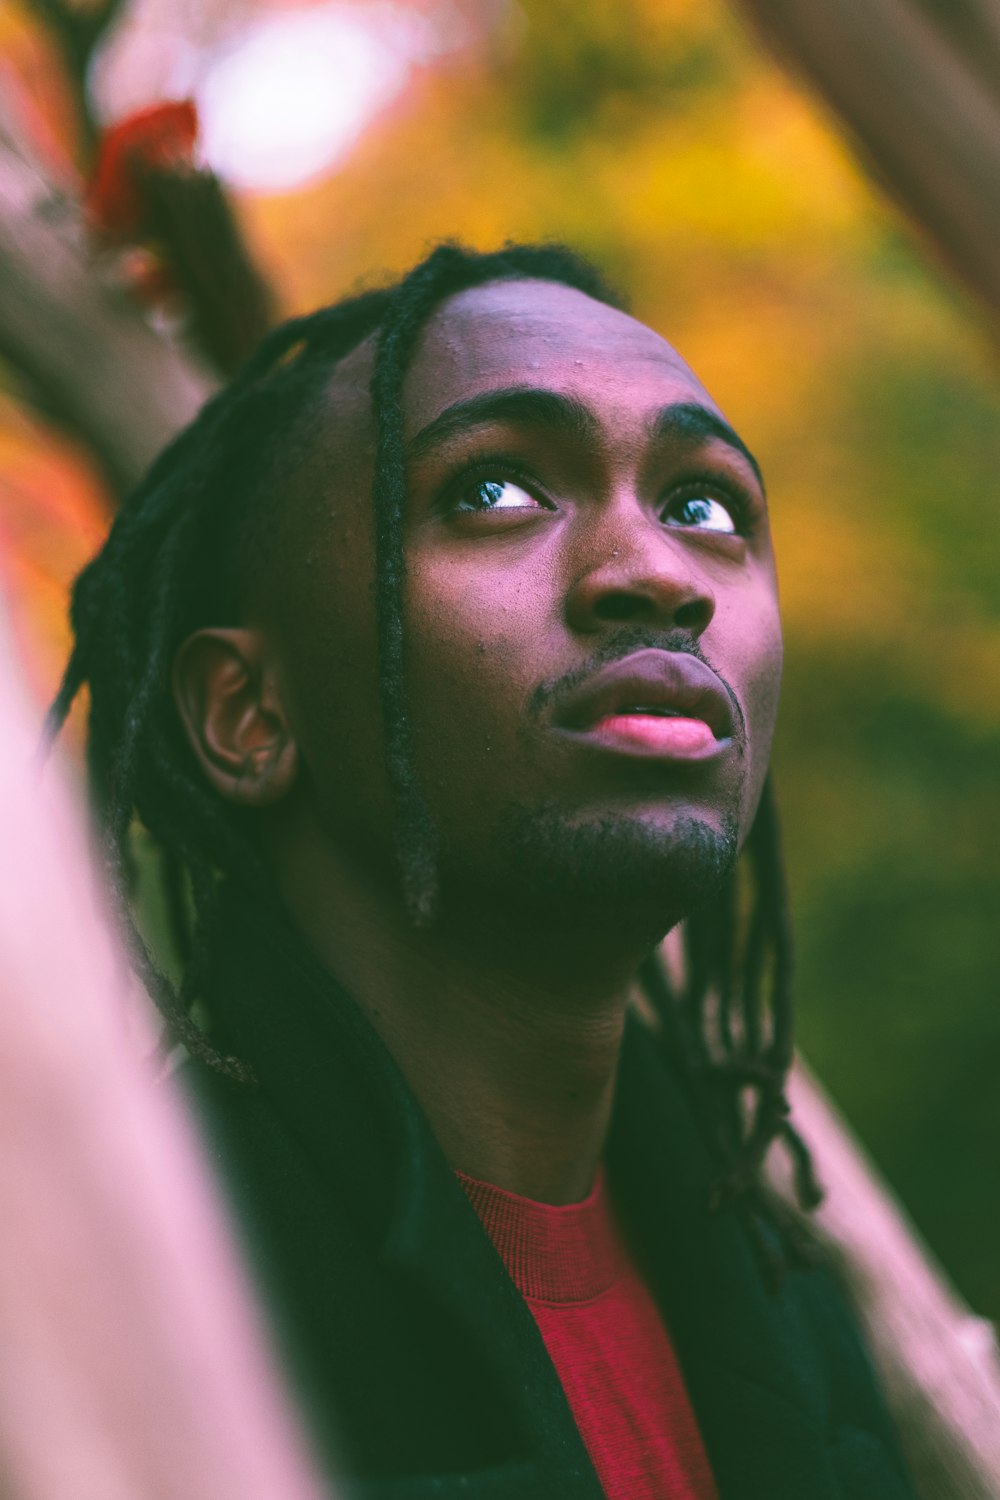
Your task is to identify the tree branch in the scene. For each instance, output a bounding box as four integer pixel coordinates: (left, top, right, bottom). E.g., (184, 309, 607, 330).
(770, 1062, 1000, 1500)
(33, 0, 129, 162)
(0, 124, 211, 500)
(734, 0, 1000, 326)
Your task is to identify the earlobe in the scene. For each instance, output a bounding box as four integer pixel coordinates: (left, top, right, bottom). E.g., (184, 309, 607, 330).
(172, 628, 298, 807)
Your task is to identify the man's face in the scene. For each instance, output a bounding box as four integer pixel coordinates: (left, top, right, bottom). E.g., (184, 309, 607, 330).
(259, 279, 782, 936)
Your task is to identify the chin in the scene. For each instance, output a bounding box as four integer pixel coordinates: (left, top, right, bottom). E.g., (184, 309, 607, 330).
(449, 800, 741, 945)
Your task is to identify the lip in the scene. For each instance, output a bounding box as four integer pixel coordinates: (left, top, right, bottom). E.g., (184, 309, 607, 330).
(551, 648, 737, 762)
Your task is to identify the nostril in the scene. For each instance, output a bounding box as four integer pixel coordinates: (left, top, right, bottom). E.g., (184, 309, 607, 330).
(675, 598, 711, 631)
(594, 593, 644, 622)
(593, 594, 711, 628)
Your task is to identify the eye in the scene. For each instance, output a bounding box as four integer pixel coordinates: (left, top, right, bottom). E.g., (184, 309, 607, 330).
(662, 493, 738, 535)
(455, 480, 548, 516)
(453, 477, 546, 513)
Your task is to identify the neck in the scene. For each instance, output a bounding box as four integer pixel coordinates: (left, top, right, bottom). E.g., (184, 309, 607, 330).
(273, 829, 653, 1205)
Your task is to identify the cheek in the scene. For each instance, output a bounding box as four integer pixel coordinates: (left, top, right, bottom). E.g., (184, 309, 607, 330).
(747, 634, 782, 780)
(404, 555, 554, 806)
(408, 597, 517, 751)
(409, 544, 553, 682)
(720, 592, 782, 821)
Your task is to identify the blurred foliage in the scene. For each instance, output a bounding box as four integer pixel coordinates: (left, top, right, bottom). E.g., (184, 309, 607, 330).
(2, 0, 998, 1316)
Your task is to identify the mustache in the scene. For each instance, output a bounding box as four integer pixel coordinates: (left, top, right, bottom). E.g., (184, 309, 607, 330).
(527, 626, 747, 740)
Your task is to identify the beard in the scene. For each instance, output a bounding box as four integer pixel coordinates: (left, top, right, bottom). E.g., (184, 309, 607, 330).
(434, 796, 740, 957)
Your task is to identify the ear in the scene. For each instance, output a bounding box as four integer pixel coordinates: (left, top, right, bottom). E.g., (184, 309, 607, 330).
(172, 628, 298, 807)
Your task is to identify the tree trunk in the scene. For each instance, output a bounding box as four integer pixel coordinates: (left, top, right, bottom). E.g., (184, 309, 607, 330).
(734, 0, 1000, 326)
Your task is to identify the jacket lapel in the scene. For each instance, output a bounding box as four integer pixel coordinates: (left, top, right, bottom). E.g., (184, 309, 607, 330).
(376, 1011, 609, 1498)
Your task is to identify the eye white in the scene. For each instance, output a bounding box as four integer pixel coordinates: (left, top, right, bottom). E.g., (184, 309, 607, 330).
(665, 495, 736, 534)
(458, 478, 540, 512)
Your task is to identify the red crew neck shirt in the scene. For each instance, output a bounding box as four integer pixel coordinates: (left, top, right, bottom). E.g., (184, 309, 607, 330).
(457, 1168, 717, 1500)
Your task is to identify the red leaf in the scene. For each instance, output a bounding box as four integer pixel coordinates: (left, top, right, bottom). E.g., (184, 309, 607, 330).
(87, 100, 200, 239)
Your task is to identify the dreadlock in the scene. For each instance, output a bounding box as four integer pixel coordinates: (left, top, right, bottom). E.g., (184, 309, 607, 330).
(47, 239, 819, 1253)
(640, 774, 824, 1279)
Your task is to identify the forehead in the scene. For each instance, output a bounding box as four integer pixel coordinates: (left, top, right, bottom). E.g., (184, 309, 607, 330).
(327, 277, 726, 444)
(405, 278, 722, 432)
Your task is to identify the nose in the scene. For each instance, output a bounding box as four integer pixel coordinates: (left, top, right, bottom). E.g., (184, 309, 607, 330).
(564, 504, 716, 637)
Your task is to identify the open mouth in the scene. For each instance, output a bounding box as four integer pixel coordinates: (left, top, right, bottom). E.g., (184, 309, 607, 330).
(551, 649, 737, 763)
(587, 708, 720, 758)
(615, 705, 687, 716)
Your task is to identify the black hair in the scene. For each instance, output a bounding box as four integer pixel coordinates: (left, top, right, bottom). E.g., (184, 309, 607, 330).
(47, 239, 819, 1257)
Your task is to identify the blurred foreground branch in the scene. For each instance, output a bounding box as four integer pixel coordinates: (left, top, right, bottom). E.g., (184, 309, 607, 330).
(734, 0, 1000, 326)
(0, 601, 328, 1500)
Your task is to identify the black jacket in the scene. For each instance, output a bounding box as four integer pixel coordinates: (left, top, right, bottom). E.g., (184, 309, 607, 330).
(184, 889, 918, 1500)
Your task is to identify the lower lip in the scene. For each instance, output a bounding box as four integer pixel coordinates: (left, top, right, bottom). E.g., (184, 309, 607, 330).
(580, 713, 725, 761)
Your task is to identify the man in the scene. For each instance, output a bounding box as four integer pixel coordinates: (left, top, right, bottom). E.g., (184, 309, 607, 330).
(52, 243, 917, 1498)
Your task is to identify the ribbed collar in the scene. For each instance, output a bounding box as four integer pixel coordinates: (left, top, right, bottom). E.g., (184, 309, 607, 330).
(456, 1168, 627, 1305)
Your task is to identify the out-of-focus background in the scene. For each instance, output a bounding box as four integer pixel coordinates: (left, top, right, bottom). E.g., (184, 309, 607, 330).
(1, 0, 998, 1324)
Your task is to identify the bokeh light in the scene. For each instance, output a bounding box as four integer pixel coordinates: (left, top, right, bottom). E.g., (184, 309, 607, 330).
(197, 5, 443, 191)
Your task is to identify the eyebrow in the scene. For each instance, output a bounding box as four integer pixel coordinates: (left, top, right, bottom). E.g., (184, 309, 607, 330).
(649, 402, 764, 489)
(407, 388, 600, 461)
(407, 385, 764, 489)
